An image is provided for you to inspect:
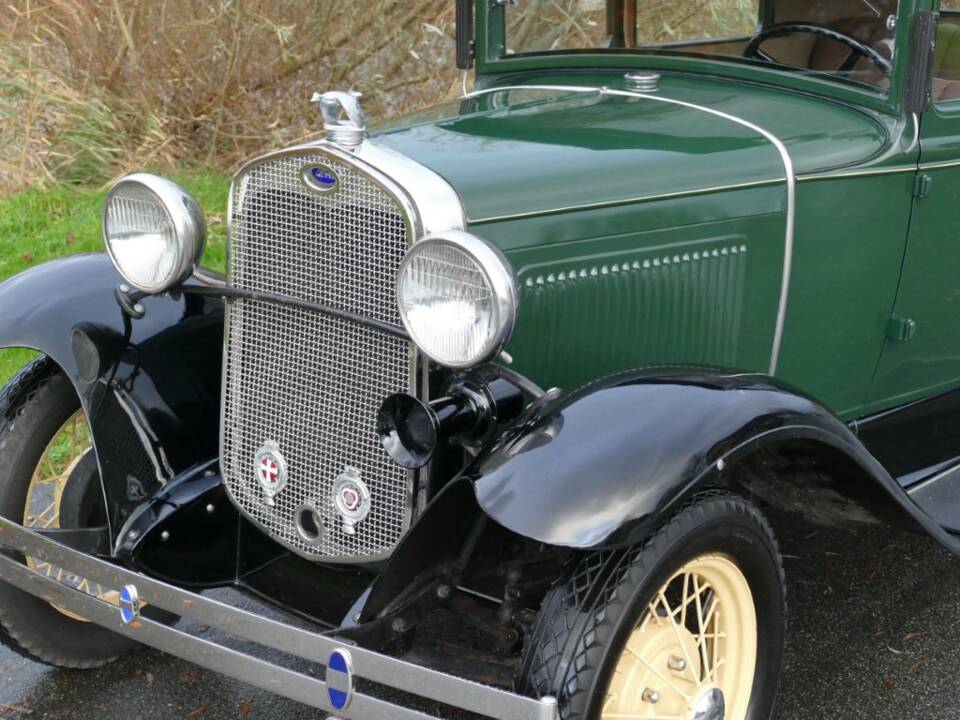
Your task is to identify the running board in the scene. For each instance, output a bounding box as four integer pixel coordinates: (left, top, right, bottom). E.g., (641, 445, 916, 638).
(0, 516, 558, 720)
(908, 463, 960, 534)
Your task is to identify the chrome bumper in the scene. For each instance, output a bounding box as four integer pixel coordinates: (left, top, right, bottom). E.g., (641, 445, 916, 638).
(0, 516, 558, 720)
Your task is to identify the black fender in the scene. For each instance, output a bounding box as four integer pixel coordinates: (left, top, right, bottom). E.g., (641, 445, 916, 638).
(0, 254, 224, 543)
(466, 369, 960, 554)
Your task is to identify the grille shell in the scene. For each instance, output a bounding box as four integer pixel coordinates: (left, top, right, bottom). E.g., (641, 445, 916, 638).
(221, 147, 416, 562)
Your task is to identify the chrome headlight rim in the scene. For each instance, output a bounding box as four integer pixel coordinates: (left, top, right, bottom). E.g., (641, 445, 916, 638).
(102, 173, 206, 294)
(397, 230, 518, 370)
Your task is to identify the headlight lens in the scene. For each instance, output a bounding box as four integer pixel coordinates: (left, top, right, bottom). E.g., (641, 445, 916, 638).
(397, 231, 517, 368)
(102, 173, 205, 293)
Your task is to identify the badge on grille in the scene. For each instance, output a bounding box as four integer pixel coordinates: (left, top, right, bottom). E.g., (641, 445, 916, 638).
(333, 467, 371, 535)
(301, 162, 340, 194)
(255, 441, 288, 507)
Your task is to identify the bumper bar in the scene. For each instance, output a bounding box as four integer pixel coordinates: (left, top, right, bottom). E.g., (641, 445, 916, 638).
(0, 516, 558, 720)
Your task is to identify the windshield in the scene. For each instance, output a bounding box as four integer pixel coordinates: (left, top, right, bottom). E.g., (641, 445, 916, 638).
(503, 0, 899, 90)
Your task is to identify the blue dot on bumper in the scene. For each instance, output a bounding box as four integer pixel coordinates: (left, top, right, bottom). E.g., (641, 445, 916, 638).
(326, 648, 353, 711)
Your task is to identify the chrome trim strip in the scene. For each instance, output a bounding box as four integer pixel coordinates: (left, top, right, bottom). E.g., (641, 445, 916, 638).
(0, 517, 558, 720)
(797, 165, 917, 181)
(906, 112, 920, 156)
(463, 84, 796, 376)
(355, 141, 467, 234)
(918, 158, 960, 171)
(469, 177, 786, 224)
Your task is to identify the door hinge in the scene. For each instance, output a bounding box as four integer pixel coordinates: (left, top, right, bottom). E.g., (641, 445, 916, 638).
(887, 316, 918, 342)
(913, 173, 932, 198)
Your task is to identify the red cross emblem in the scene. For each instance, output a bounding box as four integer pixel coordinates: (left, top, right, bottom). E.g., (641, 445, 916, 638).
(258, 456, 280, 486)
(254, 442, 287, 503)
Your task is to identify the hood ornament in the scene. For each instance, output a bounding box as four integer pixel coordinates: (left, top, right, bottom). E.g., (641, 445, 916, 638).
(311, 90, 366, 149)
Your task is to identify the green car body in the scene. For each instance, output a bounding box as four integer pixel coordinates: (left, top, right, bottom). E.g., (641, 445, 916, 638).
(376, 0, 958, 421)
(7, 2, 960, 718)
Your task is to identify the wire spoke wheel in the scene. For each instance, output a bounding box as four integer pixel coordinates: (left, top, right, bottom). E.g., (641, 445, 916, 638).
(518, 494, 783, 720)
(22, 409, 117, 620)
(603, 554, 757, 720)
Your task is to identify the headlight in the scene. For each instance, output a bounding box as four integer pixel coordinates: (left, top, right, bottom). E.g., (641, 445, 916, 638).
(397, 231, 517, 368)
(102, 173, 206, 293)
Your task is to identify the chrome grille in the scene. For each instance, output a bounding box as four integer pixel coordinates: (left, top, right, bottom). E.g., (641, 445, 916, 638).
(222, 149, 412, 561)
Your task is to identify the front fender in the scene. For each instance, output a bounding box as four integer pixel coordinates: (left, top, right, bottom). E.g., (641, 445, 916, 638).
(0, 254, 223, 540)
(467, 369, 957, 552)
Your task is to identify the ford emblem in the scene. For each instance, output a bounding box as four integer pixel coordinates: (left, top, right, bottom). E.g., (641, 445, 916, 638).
(302, 163, 339, 194)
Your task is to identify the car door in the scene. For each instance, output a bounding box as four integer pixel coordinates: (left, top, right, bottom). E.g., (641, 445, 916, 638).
(867, 3, 960, 410)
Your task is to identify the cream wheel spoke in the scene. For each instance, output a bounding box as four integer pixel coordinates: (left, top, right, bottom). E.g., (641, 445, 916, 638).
(656, 587, 699, 685)
(29, 500, 58, 529)
(693, 576, 711, 680)
(625, 642, 693, 702)
(698, 588, 719, 681)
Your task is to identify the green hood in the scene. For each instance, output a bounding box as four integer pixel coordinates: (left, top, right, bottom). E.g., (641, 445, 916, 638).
(374, 73, 889, 225)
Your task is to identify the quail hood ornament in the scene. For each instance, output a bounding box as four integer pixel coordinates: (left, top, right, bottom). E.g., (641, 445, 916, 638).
(311, 90, 366, 149)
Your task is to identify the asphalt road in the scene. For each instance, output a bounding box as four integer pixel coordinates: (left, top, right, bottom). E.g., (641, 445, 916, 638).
(1, 513, 958, 720)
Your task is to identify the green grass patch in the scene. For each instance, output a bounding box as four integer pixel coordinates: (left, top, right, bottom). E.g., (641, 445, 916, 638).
(0, 171, 230, 384)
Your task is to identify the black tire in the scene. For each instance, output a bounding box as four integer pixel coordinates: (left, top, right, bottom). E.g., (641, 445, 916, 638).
(0, 355, 136, 668)
(517, 492, 786, 720)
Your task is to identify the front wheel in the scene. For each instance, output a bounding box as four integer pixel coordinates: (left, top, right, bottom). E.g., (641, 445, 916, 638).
(0, 356, 136, 668)
(517, 492, 786, 720)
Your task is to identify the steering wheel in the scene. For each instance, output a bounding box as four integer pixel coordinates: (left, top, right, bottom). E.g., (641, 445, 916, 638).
(744, 22, 892, 76)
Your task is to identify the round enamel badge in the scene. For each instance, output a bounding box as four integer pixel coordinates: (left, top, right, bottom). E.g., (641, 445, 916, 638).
(254, 441, 287, 506)
(333, 467, 371, 535)
(326, 648, 354, 711)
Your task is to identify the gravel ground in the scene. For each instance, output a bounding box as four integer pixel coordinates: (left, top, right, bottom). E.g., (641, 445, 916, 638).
(1, 513, 958, 720)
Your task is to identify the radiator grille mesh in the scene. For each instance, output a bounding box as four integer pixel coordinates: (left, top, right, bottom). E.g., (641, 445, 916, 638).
(222, 150, 412, 560)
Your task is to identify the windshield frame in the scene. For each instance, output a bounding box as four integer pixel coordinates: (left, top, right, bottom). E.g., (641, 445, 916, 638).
(474, 0, 923, 114)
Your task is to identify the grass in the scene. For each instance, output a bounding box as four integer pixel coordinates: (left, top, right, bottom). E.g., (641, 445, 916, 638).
(0, 171, 230, 384)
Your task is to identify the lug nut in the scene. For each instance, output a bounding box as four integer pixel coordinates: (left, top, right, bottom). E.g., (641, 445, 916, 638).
(160, 530, 170, 541)
(668, 655, 687, 672)
(642, 688, 660, 704)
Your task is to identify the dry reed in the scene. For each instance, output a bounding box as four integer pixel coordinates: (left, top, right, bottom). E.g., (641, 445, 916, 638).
(0, 0, 460, 194)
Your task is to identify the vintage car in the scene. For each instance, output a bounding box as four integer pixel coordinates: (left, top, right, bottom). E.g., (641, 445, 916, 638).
(2, 0, 960, 718)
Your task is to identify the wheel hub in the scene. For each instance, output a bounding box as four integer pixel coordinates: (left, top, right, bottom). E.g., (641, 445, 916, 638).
(691, 686, 726, 720)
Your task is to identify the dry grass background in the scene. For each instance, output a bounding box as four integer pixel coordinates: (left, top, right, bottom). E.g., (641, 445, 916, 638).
(0, 0, 758, 196)
(0, 0, 461, 195)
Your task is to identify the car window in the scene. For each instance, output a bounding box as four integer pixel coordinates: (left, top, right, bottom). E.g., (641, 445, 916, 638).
(503, 0, 899, 91)
(934, 3, 960, 102)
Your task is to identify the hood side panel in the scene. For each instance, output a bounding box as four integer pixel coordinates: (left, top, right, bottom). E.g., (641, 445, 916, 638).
(499, 212, 785, 392)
